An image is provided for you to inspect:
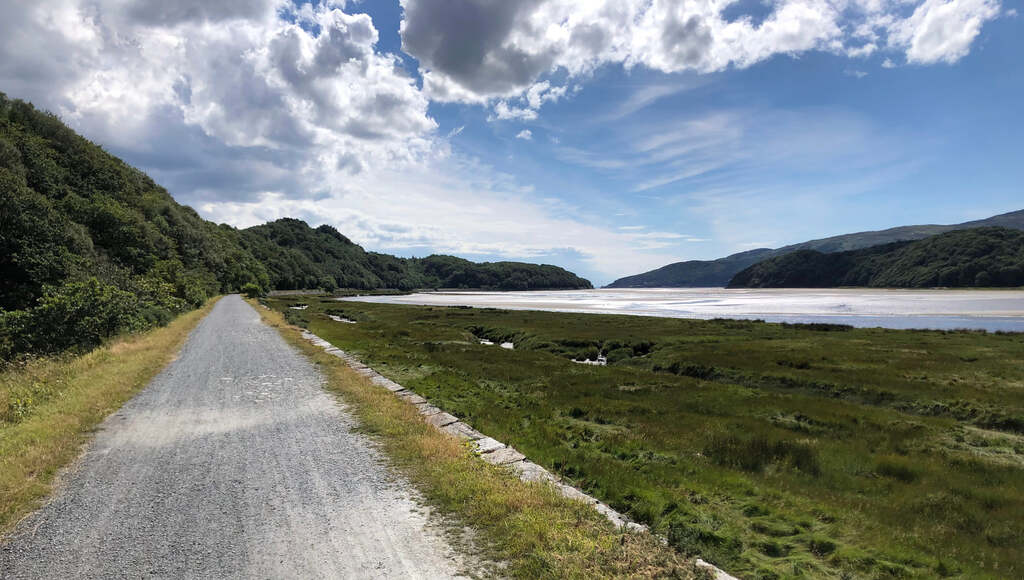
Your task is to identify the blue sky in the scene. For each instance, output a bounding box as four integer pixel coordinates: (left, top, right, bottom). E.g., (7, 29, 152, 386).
(0, 0, 1020, 285)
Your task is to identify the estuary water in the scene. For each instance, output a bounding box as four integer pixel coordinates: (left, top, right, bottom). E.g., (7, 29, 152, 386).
(342, 288, 1024, 332)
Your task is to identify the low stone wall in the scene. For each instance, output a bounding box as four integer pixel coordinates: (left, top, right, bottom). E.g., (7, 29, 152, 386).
(300, 329, 737, 580)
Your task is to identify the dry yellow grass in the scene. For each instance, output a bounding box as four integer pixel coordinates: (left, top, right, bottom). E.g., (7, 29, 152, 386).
(0, 298, 220, 534)
(252, 301, 704, 579)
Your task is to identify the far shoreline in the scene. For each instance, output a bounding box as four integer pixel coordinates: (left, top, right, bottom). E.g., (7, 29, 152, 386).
(336, 287, 1024, 333)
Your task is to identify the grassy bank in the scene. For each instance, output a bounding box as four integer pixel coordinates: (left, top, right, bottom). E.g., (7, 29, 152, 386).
(250, 300, 703, 579)
(269, 296, 1024, 579)
(0, 297, 219, 534)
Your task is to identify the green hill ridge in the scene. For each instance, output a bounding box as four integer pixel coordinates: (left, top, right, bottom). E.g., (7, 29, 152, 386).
(728, 227, 1024, 288)
(0, 93, 589, 359)
(608, 209, 1024, 288)
(240, 218, 591, 292)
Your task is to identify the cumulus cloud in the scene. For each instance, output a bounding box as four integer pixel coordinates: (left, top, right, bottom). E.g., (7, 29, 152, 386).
(490, 100, 538, 121)
(400, 0, 1006, 110)
(515, 129, 533, 140)
(0, 0, 683, 282)
(0, 0, 437, 188)
(888, 0, 1001, 64)
(0, 0, 1008, 281)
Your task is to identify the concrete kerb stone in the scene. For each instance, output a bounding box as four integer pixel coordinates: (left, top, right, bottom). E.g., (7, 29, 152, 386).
(397, 392, 428, 405)
(298, 329, 737, 580)
(696, 559, 739, 580)
(415, 403, 443, 417)
(511, 461, 558, 484)
(471, 437, 505, 454)
(440, 422, 485, 441)
(480, 446, 525, 465)
(425, 412, 459, 429)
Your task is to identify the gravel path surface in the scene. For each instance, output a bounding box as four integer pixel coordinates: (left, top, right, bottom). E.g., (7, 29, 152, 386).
(0, 295, 470, 579)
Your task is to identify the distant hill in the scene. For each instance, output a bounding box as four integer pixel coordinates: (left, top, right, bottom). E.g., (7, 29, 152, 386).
(0, 93, 589, 359)
(607, 210, 1024, 288)
(239, 218, 592, 292)
(608, 249, 775, 288)
(728, 227, 1024, 288)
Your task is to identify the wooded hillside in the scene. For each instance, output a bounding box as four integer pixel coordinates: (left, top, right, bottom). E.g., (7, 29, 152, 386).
(728, 227, 1024, 288)
(0, 94, 589, 359)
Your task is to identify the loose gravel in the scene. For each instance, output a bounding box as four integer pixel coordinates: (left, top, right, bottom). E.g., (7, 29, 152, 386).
(0, 295, 470, 579)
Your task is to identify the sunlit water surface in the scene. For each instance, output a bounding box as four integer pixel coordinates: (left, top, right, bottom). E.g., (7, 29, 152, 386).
(342, 288, 1024, 332)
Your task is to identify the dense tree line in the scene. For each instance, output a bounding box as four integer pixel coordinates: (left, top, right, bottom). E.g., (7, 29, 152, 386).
(414, 254, 592, 290)
(728, 227, 1024, 288)
(0, 94, 590, 359)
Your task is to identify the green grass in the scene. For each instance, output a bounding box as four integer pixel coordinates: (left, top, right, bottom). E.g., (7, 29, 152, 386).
(267, 296, 1024, 579)
(252, 300, 703, 579)
(0, 298, 220, 534)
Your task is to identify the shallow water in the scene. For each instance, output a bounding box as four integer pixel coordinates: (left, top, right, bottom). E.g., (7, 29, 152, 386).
(342, 288, 1024, 332)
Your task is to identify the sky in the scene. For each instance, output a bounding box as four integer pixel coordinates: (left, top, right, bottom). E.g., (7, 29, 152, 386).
(0, 0, 1020, 286)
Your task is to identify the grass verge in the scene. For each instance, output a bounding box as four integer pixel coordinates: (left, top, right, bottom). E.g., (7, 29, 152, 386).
(269, 296, 1024, 579)
(250, 300, 705, 579)
(0, 297, 220, 534)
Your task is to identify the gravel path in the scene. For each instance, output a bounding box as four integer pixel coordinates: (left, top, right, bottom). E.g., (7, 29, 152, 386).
(0, 295, 471, 579)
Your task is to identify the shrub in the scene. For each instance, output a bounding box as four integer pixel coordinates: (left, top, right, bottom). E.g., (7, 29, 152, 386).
(241, 282, 262, 299)
(704, 434, 821, 476)
(605, 347, 634, 364)
(875, 457, 919, 483)
(1, 278, 138, 358)
(668, 361, 720, 380)
(283, 309, 308, 328)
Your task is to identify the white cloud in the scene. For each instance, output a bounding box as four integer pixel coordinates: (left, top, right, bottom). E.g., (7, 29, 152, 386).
(603, 83, 700, 121)
(846, 43, 878, 58)
(557, 106, 909, 203)
(525, 81, 567, 109)
(515, 129, 533, 140)
(882, 57, 898, 68)
(0, 0, 1009, 284)
(888, 0, 1001, 64)
(490, 100, 538, 121)
(195, 159, 680, 283)
(400, 0, 1005, 107)
(844, 69, 869, 78)
(0, 0, 697, 282)
(1, 0, 437, 182)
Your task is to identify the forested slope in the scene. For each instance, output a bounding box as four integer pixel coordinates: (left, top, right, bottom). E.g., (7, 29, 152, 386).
(608, 209, 1024, 288)
(0, 94, 589, 359)
(728, 227, 1024, 288)
(239, 219, 592, 292)
(0, 94, 271, 357)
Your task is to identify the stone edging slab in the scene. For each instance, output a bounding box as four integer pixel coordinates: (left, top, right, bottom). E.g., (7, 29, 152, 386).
(300, 330, 737, 580)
